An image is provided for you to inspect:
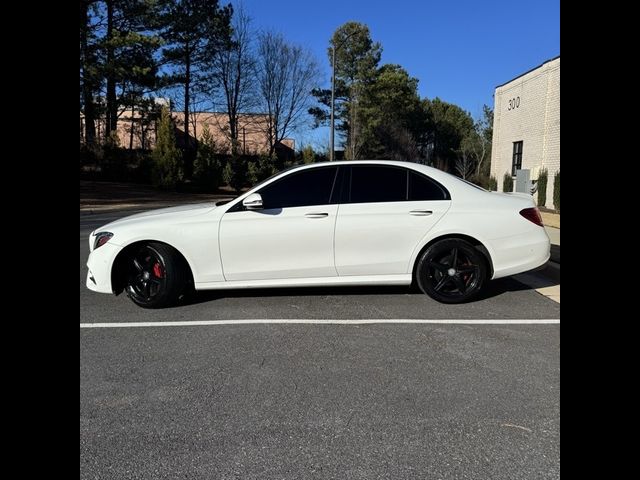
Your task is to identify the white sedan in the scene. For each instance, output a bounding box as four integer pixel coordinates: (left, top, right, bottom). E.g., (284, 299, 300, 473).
(86, 160, 550, 307)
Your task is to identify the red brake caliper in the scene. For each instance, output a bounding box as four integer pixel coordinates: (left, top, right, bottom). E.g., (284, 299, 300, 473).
(153, 262, 164, 278)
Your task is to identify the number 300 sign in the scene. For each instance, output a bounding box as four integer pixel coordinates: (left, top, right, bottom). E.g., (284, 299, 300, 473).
(508, 97, 520, 111)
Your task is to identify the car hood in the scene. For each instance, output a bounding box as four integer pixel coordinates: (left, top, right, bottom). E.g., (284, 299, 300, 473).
(97, 203, 217, 231)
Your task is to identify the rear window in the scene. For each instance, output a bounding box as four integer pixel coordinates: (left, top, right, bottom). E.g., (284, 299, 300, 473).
(409, 171, 449, 200)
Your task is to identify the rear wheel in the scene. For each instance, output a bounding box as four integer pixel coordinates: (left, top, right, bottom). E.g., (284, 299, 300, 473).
(416, 239, 487, 304)
(125, 242, 188, 308)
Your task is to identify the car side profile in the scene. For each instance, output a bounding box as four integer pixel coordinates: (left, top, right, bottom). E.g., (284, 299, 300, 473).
(86, 160, 550, 307)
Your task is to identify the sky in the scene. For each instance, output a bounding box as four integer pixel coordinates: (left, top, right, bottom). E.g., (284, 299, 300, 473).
(233, 0, 560, 151)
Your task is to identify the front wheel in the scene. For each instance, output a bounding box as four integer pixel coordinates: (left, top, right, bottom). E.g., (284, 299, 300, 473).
(416, 239, 487, 304)
(125, 242, 189, 308)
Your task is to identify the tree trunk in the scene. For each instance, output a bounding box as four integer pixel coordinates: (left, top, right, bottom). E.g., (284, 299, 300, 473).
(105, 0, 117, 139)
(229, 113, 238, 156)
(129, 103, 135, 150)
(80, 0, 96, 145)
(267, 121, 275, 157)
(183, 47, 192, 178)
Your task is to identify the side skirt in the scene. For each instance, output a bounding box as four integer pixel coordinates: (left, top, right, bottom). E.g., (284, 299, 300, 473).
(195, 274, 412, 291)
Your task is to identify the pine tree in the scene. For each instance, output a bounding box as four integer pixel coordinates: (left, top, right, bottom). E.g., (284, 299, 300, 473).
(193, 125, 222, 191)
(223, 155, 248, 193)
(152, 107, 182, 188)
(503, 172, 513, 193)
(553, 171, 560, 212)
(537, 168, 548, 207)
(159, 0, 232, 177)
(301, 145, 316, 164)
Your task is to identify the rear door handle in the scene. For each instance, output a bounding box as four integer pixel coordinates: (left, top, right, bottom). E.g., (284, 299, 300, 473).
(409, 210, 433, 216)
(305, 212, 329, 218)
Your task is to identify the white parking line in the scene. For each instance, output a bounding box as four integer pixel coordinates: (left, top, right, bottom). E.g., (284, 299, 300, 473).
(80, 319, 560, 328)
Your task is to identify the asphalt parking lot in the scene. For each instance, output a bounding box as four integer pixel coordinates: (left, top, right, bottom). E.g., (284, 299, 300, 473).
(80, 210, 560, 479)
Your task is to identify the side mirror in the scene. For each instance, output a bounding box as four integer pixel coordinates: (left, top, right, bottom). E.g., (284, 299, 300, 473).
(242, 193, 263, 210)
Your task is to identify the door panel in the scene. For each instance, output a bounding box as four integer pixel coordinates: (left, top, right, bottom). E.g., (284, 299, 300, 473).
(219, 165, 340, 282)
(334, 165, 451, 276)
(334, 200, 449, 275)
(219, 205, 339, 281)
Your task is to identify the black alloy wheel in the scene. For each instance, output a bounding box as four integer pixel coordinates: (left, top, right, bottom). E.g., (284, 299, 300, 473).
(125, 242, 188, 308)
(416, 239, 487, 303)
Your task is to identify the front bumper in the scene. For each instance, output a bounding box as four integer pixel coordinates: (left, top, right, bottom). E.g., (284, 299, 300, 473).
(86, 242, 121, 294)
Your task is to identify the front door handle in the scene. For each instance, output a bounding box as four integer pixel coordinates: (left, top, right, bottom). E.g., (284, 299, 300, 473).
(305, 212, 329, 218)
(409, 210, 433, 216)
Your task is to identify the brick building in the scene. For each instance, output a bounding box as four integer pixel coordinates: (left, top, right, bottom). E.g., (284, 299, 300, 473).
(82, 108, 294, 156)
(490, 56, 559, 208)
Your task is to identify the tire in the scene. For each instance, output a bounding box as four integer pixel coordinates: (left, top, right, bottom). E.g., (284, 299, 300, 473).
(415, 239, 487, 304)
(125, 242, 189, 309)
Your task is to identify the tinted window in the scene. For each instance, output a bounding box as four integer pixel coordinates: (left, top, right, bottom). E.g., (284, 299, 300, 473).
(408, 171, 449, 200)
(350, 166, 407, 203)
(512, 141, 523, 176)
(258, 167, 338, 209)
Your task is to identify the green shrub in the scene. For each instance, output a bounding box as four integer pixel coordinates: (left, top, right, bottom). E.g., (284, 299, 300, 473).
(223, 155, 248, 194)
(301, 145, 316, 164)
(152, 106, 182, 188)
(100, 142, 128, 181)
(553, 170, 560, 212)
(248, 155, 278, 185)
(132, 152, 154, 184)
(193, 125, 222, 192)
(537, 168, 548, 207)
(468, 173, 485, 189)
(469, 173, 498, 191)
(503, 172, 513, 192)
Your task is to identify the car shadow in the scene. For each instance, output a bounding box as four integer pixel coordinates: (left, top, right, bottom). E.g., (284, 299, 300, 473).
(179, 276, 539, 306)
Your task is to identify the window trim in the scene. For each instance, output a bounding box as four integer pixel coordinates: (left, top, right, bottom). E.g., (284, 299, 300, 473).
(226, 163, 451, 212)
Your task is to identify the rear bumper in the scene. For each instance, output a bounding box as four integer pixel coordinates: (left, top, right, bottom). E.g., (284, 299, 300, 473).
(490, 228, 551, 279)
(86, 243, 120, 294)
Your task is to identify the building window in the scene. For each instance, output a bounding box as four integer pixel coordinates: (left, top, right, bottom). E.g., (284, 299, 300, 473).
(512, 141, 523, 176)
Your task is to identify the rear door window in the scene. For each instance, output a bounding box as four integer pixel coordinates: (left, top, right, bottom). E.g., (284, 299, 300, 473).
(349, 165, 407, 203)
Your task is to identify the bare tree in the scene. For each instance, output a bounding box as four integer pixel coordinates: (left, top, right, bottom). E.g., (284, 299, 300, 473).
(471, 132, 488, 176)
(463, 120, 490, 177)
(209, 5, 256, 155)
(256, 31, 319, 157)
(455, 150, 476, 179)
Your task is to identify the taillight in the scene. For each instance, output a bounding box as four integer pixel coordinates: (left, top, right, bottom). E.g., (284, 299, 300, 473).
(519, 207, 544, 227)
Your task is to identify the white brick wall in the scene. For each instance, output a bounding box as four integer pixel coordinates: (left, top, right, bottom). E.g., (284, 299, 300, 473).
(490, 57, 560, 209)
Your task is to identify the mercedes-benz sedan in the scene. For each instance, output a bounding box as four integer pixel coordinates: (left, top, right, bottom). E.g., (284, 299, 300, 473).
(86, 160, 550, 307)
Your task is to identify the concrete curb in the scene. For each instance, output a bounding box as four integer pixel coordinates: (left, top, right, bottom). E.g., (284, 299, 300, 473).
(539, 261, 560, 283)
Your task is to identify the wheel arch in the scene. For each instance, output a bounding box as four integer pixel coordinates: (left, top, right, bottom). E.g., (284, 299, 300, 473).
(110, 240, 195, 295)
(411, 234, 494, 282)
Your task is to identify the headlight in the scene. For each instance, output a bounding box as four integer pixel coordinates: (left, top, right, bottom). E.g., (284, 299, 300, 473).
(93, 232, 114, 250)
